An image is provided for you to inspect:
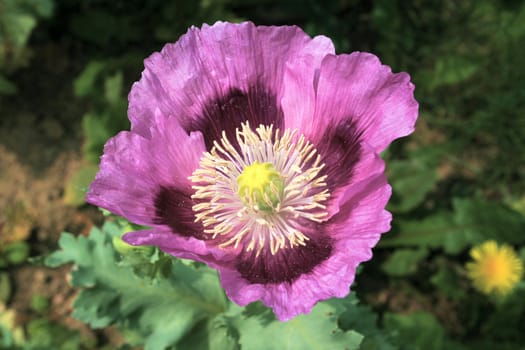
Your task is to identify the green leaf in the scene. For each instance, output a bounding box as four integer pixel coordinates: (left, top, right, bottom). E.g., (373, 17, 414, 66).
(381, 199, 525, 254)
(44, 232, 93, 268)
(81, 103, 129, 163)
(338, 295, 397, 350)
(480, 283, 525, 342)
(26, 0, 54, 18)
(81, 111, 113, 162)
(104, 71, 123, 106)
(380, 212, 473, 254)
(3, 241, 29, 264)
(429, 56, 480, 90)
(26, 318, 91, 350)
(519, 247, 525, 262)
(1, 12, 36, 48)
(388, 159, 437, 213)
(453, 198, 525, 245)
(382, 248, 429, 277)
(30, 295, 50, 313)
(0, 0, 51, 69)
(232, 300, 363, 350)
(45, 222, 228, 350)
(177, 315, 240, 350)
(384, 312, 465, 350)
(429, 260, 466, 301)
(73, 61, 107, 97)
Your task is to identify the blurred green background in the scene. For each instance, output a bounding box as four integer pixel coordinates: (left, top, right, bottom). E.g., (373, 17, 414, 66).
(1, 0, 524, 349)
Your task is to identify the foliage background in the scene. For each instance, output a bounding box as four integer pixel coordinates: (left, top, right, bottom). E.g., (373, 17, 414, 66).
(0, 0, 524, 349)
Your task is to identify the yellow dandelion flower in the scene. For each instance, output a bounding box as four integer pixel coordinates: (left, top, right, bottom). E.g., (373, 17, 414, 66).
(466, 240, 523, 296)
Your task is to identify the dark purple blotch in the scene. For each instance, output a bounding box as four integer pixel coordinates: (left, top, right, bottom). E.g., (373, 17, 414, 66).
(317, 118, 363, 191)
(235, 220, 333, 284)
(154, 186, 206, 240)
(188, 84, 285, 150)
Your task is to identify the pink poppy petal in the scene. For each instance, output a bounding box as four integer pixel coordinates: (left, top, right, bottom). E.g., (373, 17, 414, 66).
(123, 229, 230, 267)
(216, 151, 391, 321)
(86, 114, 205, 227)
(128, 21, 331, 142)
(313, 52, 418, 153)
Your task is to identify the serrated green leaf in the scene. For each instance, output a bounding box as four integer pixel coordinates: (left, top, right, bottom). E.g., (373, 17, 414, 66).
(176, 316, 240, 350)
(382, 248, 428, 277)
(139, 263, 228, 350)
(45, 232, 95, 268)
(45, 222, 228, 350)
(72, 288, 119, 328)
(338, 297, 397, 350)
(232, 300, 363, 350)
(26, 318, 90, 350)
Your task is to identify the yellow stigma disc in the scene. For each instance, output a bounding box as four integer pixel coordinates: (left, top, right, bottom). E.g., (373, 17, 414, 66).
(237, 161, 284, 211)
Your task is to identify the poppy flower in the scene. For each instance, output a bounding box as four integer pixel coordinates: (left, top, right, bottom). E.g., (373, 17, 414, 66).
(87, 21, 418, 321)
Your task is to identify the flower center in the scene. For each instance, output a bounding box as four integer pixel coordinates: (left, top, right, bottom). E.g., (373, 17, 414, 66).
(189, 122, 330, 256)
(237, 161, 284, 212)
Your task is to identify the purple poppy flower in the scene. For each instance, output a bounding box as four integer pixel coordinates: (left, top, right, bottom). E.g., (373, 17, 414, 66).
(87, 21, 418, 321)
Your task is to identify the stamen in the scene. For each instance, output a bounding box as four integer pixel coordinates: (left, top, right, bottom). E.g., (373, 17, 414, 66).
(189, 122, 330, 256)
